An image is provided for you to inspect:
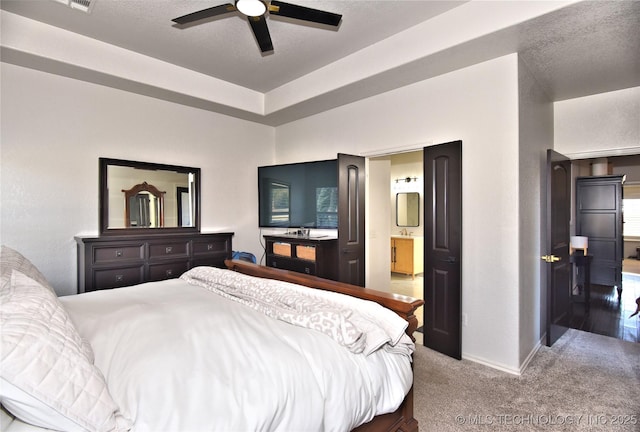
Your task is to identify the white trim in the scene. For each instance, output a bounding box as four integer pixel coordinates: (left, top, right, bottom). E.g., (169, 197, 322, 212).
(562, 146, 640, 160)
(519, 336, 544, 374)
(461, 353, 522, 376)
(361, 141, 433, 158)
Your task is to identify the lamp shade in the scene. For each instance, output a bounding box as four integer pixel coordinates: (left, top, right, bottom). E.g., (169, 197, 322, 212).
(570, 236, 588, 255)
(570, 236, 588, 249)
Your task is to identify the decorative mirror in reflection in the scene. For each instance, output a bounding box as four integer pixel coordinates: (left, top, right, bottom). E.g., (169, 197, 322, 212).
(100, 158, 201, 235)
(122, 181, 165, 228)
(396, 192, 420, 227)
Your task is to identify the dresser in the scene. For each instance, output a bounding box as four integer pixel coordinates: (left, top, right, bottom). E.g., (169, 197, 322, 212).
(264, 235, 338, 280)
(391, 236, 424, 279)
(575, 175, 624, 294)
(76, 232, 233, 293)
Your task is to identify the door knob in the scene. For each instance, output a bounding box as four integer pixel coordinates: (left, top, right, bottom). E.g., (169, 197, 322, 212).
(541, 255, 560, 263)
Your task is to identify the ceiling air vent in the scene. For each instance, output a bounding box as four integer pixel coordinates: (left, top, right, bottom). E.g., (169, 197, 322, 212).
(52, 0, 95, 13)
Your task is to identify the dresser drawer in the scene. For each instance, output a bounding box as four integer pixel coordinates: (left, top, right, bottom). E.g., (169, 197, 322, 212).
(93, 244, 145, 264)
(192, 256, 227, 268)
(92, 265, 144, 291)
(192, 238, 230, 256)
(148, 241, 189, 259)
(148, 260, 190, 282)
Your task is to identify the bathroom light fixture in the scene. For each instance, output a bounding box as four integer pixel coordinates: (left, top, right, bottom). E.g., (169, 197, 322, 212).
(235, 0, 267, 17)
(394, 176, 419, 184)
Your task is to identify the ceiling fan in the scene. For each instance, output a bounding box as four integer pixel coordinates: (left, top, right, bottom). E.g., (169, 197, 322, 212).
(172, 0, 342, 53)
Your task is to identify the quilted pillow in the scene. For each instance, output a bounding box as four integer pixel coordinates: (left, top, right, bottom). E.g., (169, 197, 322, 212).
(1, 245, 55, 294)
(0, 270, 131, 432)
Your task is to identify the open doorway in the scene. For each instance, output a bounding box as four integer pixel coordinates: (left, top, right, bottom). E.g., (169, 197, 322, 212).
(368, 150, 425, 343)
(569, 155, 640, 342)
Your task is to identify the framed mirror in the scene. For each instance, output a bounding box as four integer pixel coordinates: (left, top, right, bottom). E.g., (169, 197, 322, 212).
(396, 192, 420, 227)
(100, 158, 201, 235)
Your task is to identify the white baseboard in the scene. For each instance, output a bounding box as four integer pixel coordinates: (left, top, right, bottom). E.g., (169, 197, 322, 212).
(461, 354, 522, 376)
(461, 335, 544, 376)
(519, 336, 544, 373)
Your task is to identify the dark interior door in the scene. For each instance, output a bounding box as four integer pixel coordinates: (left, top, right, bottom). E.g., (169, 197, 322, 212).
(545, 149, 572, 346)
(337, 153, 365, 286)
(423, 141, 462, 359)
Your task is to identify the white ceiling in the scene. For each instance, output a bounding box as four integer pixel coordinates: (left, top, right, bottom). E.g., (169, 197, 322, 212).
(1, 0, 639, 125)
(1, 0, 467, 92)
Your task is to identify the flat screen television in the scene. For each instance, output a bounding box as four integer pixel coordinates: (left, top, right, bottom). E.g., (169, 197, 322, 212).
(258, 159, 338, 229)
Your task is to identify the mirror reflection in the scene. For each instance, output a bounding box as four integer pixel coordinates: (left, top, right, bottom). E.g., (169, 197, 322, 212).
(122, 181, 165, 228)
(100, 158, 200, 234)
(396, 192, 420, 227)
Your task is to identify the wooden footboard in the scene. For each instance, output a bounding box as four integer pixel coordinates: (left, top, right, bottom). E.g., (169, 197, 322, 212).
(225, 260, 423, 432)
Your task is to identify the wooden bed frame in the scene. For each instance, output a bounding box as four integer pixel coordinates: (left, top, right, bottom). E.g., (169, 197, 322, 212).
(225, 259, 424, 432)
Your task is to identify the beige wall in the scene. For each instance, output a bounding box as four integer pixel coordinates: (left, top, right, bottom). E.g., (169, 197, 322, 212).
(555, 87, 640, 158)
(517, 58, 554, 367)
(0, 63, 276, 296)
(389, 151, 424, 237)
(275, 54, 523, 372)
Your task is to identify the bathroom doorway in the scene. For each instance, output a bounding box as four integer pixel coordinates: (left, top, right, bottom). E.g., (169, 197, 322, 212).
(368, 150, 424, 342)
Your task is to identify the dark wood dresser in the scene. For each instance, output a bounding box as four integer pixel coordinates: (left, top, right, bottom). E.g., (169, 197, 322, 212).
(76, 232, 233, 293)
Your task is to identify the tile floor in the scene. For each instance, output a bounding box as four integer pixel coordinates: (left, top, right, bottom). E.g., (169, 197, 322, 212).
(390, 273, 424, 345)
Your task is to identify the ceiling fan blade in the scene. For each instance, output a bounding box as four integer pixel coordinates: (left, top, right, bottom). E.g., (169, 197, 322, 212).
(269, 0, 341, 27)
(248, 15, 273, 53)
(172, 3, 236, 25)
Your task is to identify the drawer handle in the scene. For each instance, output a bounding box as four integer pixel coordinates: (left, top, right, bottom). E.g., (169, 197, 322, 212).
(165, 246, 173, 254)
(207, 244, 214, 251)
(115, 274, 124, 282)
(305, 267, 311, 274)
(115, 250, 123, 258)
(166, 269, 173, 277)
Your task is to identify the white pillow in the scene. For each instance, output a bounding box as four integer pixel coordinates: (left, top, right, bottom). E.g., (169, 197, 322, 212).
(0, 270, 131, 432)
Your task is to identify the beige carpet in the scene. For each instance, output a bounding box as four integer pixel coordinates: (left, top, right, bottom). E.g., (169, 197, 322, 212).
(412, 329, 640, 431)
(624, 258, 640, 275)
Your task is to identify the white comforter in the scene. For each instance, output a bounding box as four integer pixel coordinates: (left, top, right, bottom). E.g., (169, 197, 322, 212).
(57, 273, 414, 432)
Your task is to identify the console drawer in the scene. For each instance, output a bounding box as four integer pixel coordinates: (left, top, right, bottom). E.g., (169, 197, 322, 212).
(268, 256, 316, 275)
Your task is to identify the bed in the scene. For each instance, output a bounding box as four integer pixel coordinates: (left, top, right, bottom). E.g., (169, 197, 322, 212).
(1, 246, 423, 432)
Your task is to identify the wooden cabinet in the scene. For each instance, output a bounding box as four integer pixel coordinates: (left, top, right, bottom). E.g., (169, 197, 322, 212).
(391, 236, 424, 279)
(76, 232, 233, 293)
(264, 235, 338, 280)
(575, 175, 624, 292)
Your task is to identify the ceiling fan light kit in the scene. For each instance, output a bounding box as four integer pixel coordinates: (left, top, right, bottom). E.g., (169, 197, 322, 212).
(172, 0, 342, 53)
(235, 0, 267, 17)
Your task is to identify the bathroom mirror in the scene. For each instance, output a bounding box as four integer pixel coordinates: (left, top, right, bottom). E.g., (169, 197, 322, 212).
(100, 158, 200, 235)
(396, 192, 420, 227)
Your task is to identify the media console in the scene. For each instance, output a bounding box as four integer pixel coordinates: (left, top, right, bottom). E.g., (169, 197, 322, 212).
(263, 234, 338, 281)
